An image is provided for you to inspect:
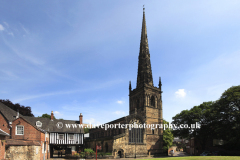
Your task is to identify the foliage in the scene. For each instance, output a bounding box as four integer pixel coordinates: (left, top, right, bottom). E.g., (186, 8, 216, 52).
(105, 152, 112, 155)
(213, 85, 240, 149)
(84, 127, 89, 133)
(0, 99, 34, 117)
(84, 148, 95, 155)
(163, 119, 174, 150)
(172, 85, 240, 150)
(97, 152, 104, 156)
(39, 113, 56, 119)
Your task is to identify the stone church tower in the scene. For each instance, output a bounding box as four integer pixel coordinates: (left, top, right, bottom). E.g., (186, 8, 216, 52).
(86, 8, 164, 157)
(129, 7, 163, 155)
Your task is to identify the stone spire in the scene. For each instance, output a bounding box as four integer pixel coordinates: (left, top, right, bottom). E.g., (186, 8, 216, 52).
(137, 7, 153, 88)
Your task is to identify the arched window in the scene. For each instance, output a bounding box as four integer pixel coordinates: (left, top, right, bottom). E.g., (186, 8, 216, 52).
(151, 96, 155, 107)
(152, 128, 155, 134)
(105, 142, 108, 152)
(136, 99, 140, 108)
(129, 119, 143, 143)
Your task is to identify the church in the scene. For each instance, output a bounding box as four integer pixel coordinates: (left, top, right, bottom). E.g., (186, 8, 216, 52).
(85, 8, 164, 158)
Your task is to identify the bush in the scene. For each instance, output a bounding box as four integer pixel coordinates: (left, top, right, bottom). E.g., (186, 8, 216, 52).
(84, 148, 95, 156)
(105, 152, 112, 155)
(73, 153, 80, 157)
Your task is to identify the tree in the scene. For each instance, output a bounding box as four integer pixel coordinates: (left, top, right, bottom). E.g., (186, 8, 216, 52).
(213, 85, 240, 149)
(0, 99, 34, 117)
(172, 101, 216, 150)
(172, 85, 240, 150)
(84, 127, 89, 133)
(163, 120, 174, 150)
(39, 113, 56, 119)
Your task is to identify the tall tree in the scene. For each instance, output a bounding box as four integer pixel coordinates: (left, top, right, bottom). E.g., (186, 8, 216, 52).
(163, 120, 174, 150)
(172, 101, 216, 150)
(213, 85, 240, 149)
(172, 85, 240, 150)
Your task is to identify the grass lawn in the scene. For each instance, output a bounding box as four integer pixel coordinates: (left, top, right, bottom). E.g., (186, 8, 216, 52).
(142, 157, 240, 160)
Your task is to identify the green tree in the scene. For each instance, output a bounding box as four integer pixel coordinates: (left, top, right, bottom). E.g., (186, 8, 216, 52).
(172, 85, 240, 150)
(84, 127, 89, 133)
(213, 85, 240, 149)
(39, 113, 56, 119)
(172, 101, 216, 150)
(163, 120, 174, 150)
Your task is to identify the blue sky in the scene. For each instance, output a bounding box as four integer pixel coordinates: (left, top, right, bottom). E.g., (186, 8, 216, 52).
(1, 1, 240, 124)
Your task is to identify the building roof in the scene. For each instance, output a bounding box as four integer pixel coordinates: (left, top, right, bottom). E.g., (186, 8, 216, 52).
(22, 116, 84, 133)
(0, 128, 10, 136)
(0, 102, 22, 122)
(0, 102, 84, 133)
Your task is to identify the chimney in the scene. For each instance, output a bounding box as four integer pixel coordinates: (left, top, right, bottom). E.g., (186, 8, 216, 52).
(79, 113, 83, 124)
(16, 110, 19, 119)
(51, 111, 54, 121)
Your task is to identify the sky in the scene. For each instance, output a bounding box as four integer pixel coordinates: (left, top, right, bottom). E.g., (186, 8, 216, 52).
(1, 1, 240, 124)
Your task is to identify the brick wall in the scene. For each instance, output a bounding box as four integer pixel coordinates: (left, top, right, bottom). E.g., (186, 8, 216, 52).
(11, 117, 50, 160)
(0, 113, 10, 135)
(0, 135, 6, 159)
(11, 117, 42, 141)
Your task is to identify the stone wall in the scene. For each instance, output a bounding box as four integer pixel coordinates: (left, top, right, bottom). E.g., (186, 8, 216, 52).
(113, 136, 147, 158)
(5, 145, 40, 160)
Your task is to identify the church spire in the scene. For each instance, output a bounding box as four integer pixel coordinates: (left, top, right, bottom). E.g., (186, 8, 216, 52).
(137, 7, 153, 88)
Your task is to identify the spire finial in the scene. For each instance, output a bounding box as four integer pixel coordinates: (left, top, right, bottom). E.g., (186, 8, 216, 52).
(129, 81, 132, 91)
(158, 77, 162, 90)
(143, 5, 145, 12)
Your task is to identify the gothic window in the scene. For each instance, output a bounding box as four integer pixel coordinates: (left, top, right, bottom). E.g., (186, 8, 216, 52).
(151, 96, 155, 107)
(136, 99, 140, 108)
(152, 129, 155, 134)
(105, 142, 108, 152)
(129, 119, 143, 143)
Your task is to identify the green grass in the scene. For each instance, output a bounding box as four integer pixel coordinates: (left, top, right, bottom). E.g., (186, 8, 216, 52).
(142, 157, 240, 160)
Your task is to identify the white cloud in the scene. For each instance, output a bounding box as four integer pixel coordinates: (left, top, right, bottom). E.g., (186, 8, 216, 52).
(85, 118, 102, 125)
(117, 100, 124, 104)
(20, 23, 30, 34)
(3, 22, 9, 27)
(113, 111, 126, 115)
(8, 32, 14, 37)
(0, 24, 4, 31)
(175, 89, 186, 98)
(54, 111, 63, 118)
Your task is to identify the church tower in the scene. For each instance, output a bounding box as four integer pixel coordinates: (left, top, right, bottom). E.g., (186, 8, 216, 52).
(129, 7, 163, 155)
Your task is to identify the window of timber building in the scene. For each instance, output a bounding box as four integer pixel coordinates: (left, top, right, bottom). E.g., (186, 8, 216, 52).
(58, 134, 64, 140)
(69, 134, 74, 140)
